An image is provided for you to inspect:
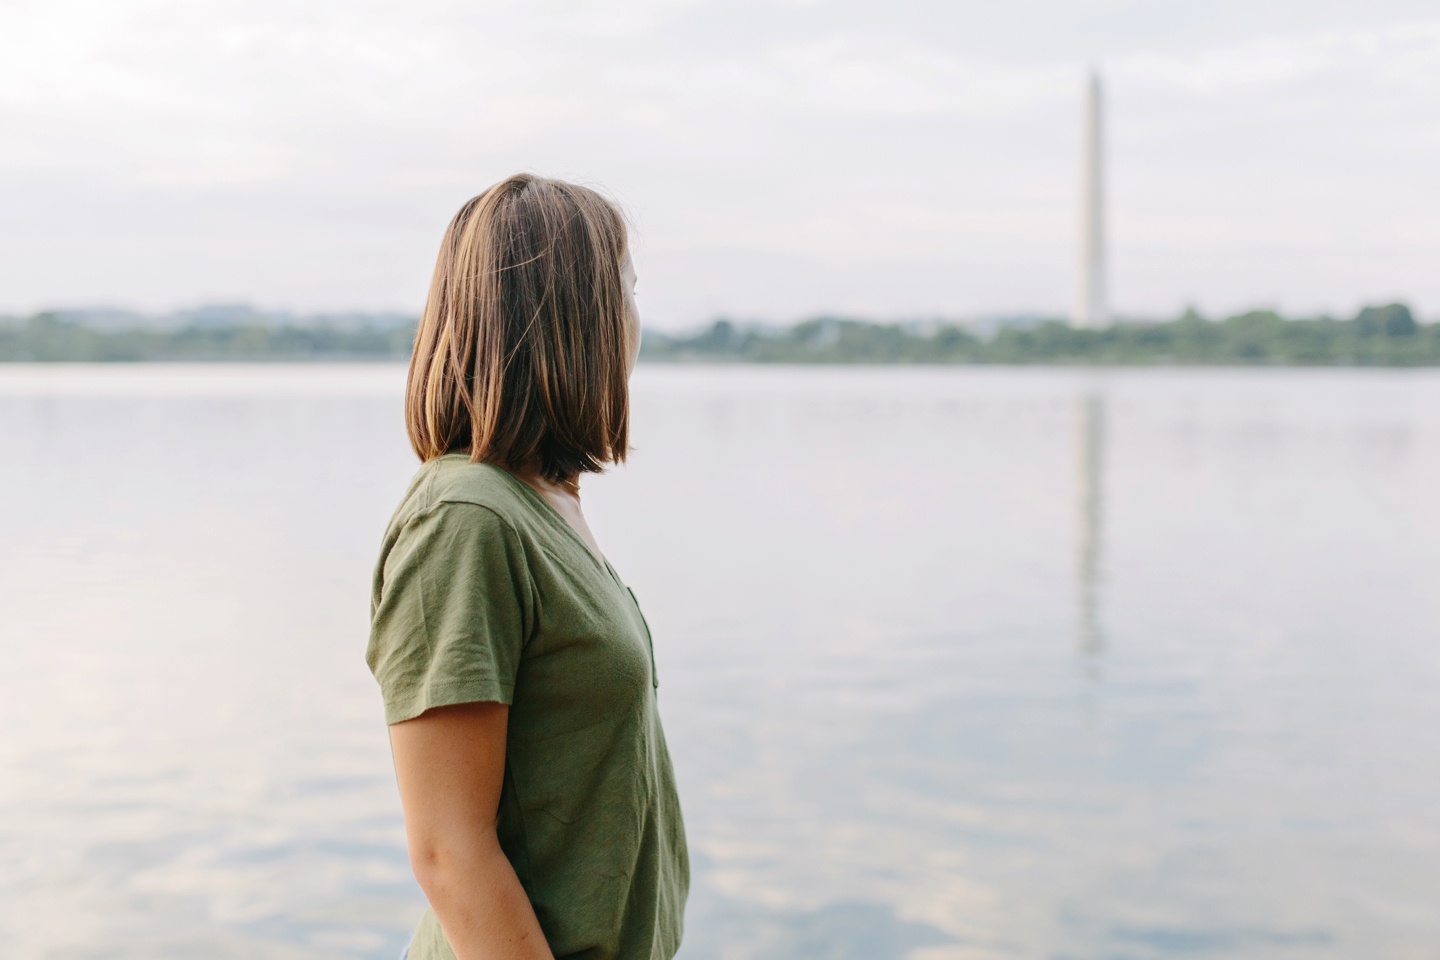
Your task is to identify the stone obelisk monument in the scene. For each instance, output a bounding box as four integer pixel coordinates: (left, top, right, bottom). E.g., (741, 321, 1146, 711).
(1074, 69, 1108, 328)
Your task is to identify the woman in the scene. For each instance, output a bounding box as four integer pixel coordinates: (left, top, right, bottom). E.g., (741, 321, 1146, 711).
(367, 174, 688, 960)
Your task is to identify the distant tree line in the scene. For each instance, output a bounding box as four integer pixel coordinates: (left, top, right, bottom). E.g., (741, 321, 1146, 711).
(640, 304, 1440, 366)
(0, 313, 415, 361)
(2, 303, 1436, 365)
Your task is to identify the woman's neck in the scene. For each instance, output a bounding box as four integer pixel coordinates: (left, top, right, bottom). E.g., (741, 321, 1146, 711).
(506, 464, 578, 497)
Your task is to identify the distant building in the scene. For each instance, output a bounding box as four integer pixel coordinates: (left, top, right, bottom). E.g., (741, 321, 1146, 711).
(1074, 69, 1108, 329)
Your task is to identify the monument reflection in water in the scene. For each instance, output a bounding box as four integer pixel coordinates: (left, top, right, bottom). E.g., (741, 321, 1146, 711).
(1077, 391, 1106, 657)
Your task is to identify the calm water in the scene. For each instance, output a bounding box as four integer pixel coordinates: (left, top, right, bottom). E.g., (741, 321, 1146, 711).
(1, 364, 1438, 960)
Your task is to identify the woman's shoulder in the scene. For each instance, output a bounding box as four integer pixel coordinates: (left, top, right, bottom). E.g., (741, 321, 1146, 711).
(376, 456, 534, 578)
(403, 453, 531, 522)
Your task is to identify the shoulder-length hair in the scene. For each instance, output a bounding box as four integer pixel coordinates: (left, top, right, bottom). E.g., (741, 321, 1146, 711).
(406, 174, 631, 481)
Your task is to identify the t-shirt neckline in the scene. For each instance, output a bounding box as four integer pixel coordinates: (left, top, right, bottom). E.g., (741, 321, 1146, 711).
(468, 459, 620, 583)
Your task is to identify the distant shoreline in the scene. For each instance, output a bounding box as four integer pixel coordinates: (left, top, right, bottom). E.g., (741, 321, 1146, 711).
(4, 303, 1438, 366)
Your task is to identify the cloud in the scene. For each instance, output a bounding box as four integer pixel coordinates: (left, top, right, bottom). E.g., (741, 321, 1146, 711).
(1116, 20, 1440, 95)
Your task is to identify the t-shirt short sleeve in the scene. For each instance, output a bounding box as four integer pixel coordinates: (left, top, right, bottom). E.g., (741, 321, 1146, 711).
(367, 502, 533, 725)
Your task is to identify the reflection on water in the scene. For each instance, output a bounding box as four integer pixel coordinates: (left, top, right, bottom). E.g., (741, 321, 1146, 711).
(2, 365, 1440, 960)
(1076, 391, 1106, 657)
(682, 860, 956, 960)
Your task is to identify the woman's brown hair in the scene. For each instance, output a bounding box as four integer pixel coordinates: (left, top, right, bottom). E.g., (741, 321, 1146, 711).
(406, 174, 631, 481)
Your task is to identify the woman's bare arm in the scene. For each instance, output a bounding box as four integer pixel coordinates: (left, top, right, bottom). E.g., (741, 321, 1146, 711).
(390, 702, 553, 960)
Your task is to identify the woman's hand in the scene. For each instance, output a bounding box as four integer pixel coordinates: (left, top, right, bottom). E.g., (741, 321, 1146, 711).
(390, 702, 554, 960)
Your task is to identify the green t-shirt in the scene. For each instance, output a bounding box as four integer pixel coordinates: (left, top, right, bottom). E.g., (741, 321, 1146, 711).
(367, 454, 689, 960)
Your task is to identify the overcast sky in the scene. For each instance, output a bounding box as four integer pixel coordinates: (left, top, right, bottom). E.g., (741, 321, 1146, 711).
(2, 0, 1438, 327)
